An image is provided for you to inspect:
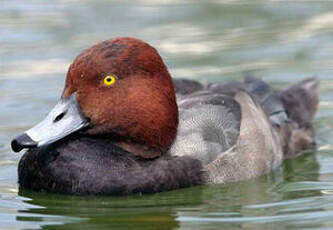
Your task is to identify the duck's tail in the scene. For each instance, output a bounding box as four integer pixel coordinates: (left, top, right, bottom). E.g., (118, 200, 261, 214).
(278, 77, 319, 158)
(243, 76, 288, 127)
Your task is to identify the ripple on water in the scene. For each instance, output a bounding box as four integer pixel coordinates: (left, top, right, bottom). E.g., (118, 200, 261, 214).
(177, 210, 333, 223)
(175, 194, 333, 225)
(0, 191, 83, 230)
(0, 212, 82, 230)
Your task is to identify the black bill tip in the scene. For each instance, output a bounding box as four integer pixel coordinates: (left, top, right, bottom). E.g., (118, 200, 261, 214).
(11, 133, 38, 152)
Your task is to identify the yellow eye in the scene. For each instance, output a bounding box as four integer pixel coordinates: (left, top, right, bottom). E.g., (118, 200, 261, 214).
(103, 75, 116, 86)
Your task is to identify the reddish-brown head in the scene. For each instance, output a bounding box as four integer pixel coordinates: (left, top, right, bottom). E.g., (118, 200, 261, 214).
(62, 37, 178, 158)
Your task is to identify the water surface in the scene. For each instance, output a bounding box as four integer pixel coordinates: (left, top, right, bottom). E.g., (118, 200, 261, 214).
(1, 1, 333, 229)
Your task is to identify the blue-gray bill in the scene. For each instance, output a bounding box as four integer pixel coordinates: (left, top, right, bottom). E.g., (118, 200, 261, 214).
(11, 94, 90, 152)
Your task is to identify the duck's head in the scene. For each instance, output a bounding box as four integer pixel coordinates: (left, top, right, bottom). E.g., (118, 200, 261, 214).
(11, 37, 179, 158)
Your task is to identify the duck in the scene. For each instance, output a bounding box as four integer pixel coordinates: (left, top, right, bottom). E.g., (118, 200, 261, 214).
(11, 37, 319, 196)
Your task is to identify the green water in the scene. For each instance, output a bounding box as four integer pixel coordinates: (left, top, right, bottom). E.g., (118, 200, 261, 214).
(1, 1, 333, 229)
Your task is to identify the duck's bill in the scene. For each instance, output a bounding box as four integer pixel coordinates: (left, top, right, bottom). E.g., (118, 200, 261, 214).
(11, 93, 90, 152)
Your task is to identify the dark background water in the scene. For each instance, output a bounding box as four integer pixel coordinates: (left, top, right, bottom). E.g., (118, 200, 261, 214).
(1, 1, 333, 229)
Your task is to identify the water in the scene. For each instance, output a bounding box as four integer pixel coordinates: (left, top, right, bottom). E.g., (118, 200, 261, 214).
(1, 0, 333, 229)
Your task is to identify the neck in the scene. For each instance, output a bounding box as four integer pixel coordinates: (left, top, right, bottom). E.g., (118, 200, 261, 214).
(115, 75, 179, 158)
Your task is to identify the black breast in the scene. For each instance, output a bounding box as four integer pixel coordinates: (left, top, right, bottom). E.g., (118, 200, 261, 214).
(18, 135, 205, 195)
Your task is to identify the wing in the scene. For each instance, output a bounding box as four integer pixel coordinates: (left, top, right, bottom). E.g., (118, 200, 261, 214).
(169, 91, 241, 164)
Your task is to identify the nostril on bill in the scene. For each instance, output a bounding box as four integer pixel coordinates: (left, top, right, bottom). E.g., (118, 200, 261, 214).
(53, 110, 67, 123)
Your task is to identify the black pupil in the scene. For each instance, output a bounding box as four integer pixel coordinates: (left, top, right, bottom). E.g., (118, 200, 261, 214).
(107, 77, 111, 82)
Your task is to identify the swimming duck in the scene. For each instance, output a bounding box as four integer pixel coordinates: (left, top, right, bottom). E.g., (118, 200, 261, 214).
(11, 37, 319, 195)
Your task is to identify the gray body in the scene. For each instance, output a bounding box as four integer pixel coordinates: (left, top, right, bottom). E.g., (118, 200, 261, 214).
(171, 77, 317, 184)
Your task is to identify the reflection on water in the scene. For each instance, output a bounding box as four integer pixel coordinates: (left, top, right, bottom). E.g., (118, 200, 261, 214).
(1, 0, 333, 229)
